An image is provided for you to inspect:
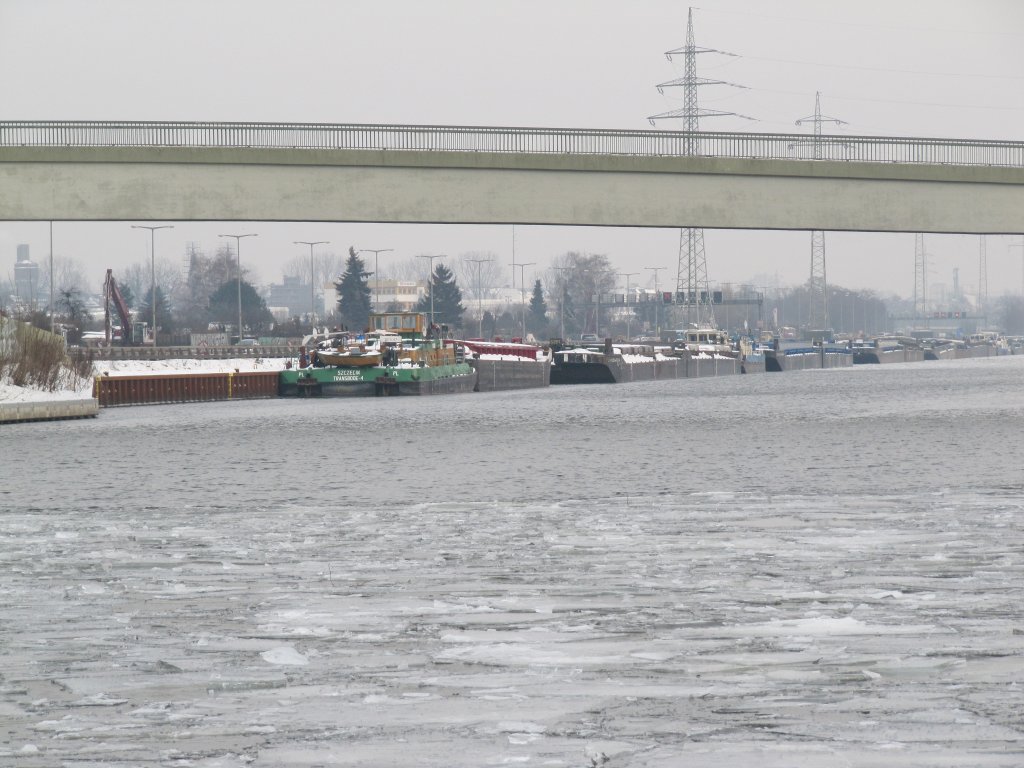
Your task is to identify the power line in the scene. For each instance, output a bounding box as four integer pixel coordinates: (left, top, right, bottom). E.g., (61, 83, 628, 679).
(742, 85, 1024, 114)
(738, 53, 1024, 82)
(696, 6, 1024, 39)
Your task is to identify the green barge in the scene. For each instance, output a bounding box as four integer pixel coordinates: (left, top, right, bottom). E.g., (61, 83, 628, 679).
(279, 312, 476, 397)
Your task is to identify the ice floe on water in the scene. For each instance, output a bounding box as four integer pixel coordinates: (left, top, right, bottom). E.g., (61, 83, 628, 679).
(260, 646, 310, 666)
(2, 488, 1021, 766)
(3, 358, 1023, 766)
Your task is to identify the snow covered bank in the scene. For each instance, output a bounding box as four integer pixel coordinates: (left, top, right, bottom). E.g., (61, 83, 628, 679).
(1, 358, 289, 405)
(0, 377, 96, 421)
(93, 357, 291, 376)
(0, 380, 93, 403)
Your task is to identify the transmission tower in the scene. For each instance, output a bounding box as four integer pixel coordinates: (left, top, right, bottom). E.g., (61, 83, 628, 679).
(914, 233, 927, 321)
(796, 93, 846, 331)
(809, 231, 828, 330)
(648, 7, 751, 328)
(978, 235, 988, 317)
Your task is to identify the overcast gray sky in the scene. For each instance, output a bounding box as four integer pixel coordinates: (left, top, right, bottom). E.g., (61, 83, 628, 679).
(2, 0, 1022, 301)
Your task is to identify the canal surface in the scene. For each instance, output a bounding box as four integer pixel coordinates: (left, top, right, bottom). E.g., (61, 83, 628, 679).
(3, 356, 1023, 766)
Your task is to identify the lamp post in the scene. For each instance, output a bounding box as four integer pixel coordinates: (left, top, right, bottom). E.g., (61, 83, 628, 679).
(131, 224, 174, 346)
(294, 240, 329, 327)
(416, 254, 445, 328)
(551, 266, 569, 342)
(619, 271, 638, 340)
(646, 266, 665, 338)
(219, 233, 258, 343)
(510, 224, 517, 290)
(511, 261, 535, 340)
(358, 248, 393, 313)
(466, 257, 492, 338)
(48, 221, 54, 335)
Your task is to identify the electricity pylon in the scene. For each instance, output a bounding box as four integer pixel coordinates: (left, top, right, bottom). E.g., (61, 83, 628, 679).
(796, 93, 846, 331)
(809, 230, 828, 330)
(648, 7, 752, 329)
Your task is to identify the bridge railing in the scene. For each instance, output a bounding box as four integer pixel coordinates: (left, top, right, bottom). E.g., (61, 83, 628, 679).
(1, 121, 1022, 168)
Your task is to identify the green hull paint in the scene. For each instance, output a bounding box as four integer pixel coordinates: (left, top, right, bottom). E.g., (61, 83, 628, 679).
(280, 362, 475, 397)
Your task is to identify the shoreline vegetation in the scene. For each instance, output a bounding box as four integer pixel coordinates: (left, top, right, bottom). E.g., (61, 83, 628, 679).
(0, 319, 93, 402)
(1, 318, 289, 405)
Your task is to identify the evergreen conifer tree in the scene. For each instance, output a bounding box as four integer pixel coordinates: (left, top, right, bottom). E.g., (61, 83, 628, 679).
(208, 280, 274, 333)
(139, 285, 174, 333)
(527, 278, 548, 336)
(417, 263, 465, 330)
(334, 247, 372, 331)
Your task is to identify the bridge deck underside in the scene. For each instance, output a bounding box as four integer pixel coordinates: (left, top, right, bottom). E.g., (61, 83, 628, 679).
(1, 147, 1022, 234)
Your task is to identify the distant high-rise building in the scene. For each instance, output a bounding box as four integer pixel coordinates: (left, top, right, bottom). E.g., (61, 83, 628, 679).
(269, 275, 323, 319)
(14, 244, 40, 307)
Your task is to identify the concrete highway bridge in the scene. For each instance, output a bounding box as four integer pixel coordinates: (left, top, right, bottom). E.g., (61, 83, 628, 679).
(0, 121, 1022, 234)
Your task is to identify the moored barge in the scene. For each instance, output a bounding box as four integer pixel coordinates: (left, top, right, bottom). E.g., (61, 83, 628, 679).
(279, 312, 475, 397)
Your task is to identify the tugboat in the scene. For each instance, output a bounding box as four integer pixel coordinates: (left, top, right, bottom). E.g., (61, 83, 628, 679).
(670, 326, 743, 377)
(279, 312, 475, 396)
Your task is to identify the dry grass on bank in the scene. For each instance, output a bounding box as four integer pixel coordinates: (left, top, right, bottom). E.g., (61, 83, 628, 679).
(0, 320, 93, 392)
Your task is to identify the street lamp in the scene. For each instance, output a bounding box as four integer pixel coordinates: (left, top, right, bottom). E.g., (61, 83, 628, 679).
(294, 240, 329, 327)
(219, 233, 258, 343)
(511, 261, 535, 340)
(646, 266, 665, 337)
(131, 224, 174, 346)
(510, 224, 517, 290)
(466, 257, 492, 339)
(619, 272, 638, 340)
(416, 254, 445, 328)
(358, 248, 394, 313)
(48, 221, 54, 335)
(551, 266, 569, 342)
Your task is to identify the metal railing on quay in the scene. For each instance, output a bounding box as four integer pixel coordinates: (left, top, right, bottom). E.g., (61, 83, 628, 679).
(2, 120, 1022, 168)
(76, 345, 297, 362)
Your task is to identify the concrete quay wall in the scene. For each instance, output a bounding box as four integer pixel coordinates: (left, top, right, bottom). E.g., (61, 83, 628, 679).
(0, 398, 99, 424)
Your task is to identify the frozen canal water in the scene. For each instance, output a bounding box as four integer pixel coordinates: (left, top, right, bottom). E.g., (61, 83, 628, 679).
(2, 356, 1023, 766)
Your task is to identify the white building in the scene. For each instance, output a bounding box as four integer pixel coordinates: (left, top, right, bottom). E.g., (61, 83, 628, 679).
(363, 279, 427, 312)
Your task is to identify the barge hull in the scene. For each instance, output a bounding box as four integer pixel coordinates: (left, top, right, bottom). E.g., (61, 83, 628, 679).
(472, 359, 551, 392)
(766, 352, 820, 373)
(279, 364, 476, 397)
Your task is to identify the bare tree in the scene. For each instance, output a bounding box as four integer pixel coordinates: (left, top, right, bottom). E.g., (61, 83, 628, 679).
(393, 256, 429, 283)
(118, 258, 183, 310)
(119, 262, 147, 299)
(281, 254, 305, 280)
(172, 242, 255, 329)
(455, 251, 504, 300)
(281, 249, 345, 287)
(547, 251, 616, 337)
(315, 251, 346, 287)
(38, 254, 90, 296)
